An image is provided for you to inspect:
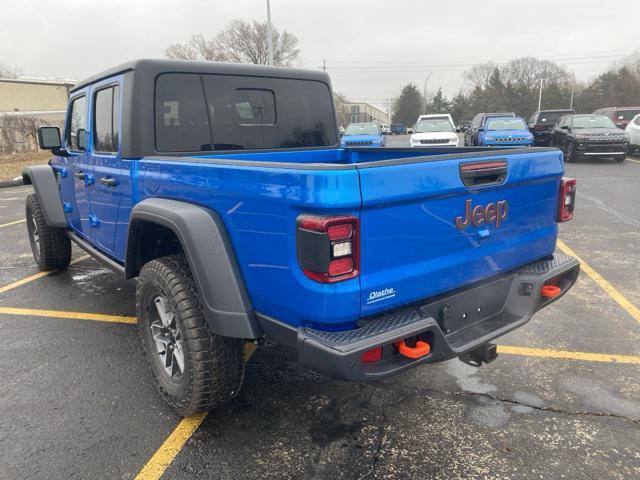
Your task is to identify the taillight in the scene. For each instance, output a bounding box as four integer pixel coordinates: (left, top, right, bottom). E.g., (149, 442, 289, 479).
(558, 177, 576, 222)
(297, 214, 359, 283)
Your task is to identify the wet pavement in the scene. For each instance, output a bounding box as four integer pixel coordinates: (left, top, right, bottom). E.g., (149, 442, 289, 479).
(1, 149, 639, 479)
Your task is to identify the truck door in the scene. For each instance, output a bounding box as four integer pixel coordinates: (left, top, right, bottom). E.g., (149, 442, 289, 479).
(60, 92, 93, 240)
(86, 81, 127, 257)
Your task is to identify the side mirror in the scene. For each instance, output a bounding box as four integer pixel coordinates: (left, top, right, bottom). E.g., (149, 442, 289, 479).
(478, 128, 485, 133)
(560, 125, 570, 130)
(77, 129, 86, 151)
(37, 126, 61, 150)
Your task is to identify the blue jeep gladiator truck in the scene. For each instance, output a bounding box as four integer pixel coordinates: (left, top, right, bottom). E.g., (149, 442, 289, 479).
(25, 59, 579, 415)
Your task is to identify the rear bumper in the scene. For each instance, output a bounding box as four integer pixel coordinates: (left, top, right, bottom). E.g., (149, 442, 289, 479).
(257, 252, 579, 381)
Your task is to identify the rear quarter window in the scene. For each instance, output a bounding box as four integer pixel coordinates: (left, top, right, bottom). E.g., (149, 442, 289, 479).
(154, 73, 337, 152)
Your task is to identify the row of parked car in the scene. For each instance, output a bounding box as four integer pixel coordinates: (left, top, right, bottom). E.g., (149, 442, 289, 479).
(340, 106, 640, 163)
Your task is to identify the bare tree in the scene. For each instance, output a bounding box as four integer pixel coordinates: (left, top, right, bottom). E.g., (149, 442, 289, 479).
(0, 62, 20, 79)
(165, 19, 301, 66)
(165, 34, 227, 61)
(501, 57, 570, 90)
(464, 62, 497, 90)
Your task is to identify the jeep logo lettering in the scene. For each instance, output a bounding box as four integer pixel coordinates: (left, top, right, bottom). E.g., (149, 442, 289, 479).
(455, 199, 508, 230)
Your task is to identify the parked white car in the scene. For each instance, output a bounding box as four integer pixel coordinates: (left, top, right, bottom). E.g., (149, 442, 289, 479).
(417, 114, 456, 131)
(625, 114, 640, 154)
(410, 118, 459, 147)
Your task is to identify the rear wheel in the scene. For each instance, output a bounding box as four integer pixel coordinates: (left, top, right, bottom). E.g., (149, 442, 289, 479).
(25, 194, 71, 271)
(137, 255, 245, 416)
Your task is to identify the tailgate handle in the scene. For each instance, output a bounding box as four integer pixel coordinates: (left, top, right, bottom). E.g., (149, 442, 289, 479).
(460, 160, 507, 188)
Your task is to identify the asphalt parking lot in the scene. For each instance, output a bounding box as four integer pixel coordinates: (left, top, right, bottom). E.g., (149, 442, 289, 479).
(1, 143, 639, 479)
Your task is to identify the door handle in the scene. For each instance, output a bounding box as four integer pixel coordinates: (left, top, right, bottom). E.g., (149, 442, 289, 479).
(99, 176, 117, 187)
(74, 171, 86, 180)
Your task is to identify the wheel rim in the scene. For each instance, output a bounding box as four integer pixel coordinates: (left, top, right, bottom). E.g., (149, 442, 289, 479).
(28, 209, 40, 258)
(149, 295, 184, 379)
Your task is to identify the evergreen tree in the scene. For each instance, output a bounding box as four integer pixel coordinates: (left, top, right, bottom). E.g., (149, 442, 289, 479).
(392, 83, 424, 126)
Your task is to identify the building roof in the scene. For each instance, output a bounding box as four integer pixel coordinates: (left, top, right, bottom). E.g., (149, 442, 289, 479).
(0, 77, 76, 86)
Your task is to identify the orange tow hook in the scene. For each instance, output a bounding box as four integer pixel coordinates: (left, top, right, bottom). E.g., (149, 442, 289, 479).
(541, 284, 561, 299)
(396, 339, 431, 359)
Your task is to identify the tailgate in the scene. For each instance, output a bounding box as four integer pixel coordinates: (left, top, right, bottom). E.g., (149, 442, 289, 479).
(357, 149, 564, 316)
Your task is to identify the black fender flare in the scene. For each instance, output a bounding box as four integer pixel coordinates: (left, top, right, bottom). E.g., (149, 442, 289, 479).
(126, 198, 261, 339)
(22, 165, 67, 227)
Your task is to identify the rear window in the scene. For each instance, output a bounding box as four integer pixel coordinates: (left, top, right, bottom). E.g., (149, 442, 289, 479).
(155, 73, 336, 152)
(536, 111, 572, 125)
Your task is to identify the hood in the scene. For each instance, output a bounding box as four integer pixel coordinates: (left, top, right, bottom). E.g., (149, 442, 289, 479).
(410, 131, 458, 140)
(484, 129, 532, 138)
(341, 134, 382, 143)
(572, 128, 624, 136)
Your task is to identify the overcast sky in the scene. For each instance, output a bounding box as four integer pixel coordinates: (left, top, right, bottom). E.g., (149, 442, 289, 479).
(2, 0, 639, 110)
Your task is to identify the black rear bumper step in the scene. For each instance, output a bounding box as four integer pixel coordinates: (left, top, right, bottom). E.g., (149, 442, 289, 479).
(256, 252, 579, 381)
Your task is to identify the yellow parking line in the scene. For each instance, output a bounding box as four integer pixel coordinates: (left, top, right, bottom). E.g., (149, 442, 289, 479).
(0, 306, 136, 324)
(557, 240, 640, 326)
(627, 158, 640, 164)
(498, 345, 640, 364)
(135, 413, 207, 480)
(0, 255, 90, 295)
(0, 219, 25, 229)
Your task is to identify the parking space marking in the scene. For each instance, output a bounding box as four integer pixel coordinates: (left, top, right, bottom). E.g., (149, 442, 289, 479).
(557, 239, 640, 326)
(498, 345, 640, 364)
(0, 307, 136, 324)
(135, 413, 207, 480)
(0, 255, 90, 295)
(0, 219, 25, 229)
(627, 158, 640, 164)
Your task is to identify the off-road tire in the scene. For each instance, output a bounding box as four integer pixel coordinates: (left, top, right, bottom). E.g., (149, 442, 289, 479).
(137, 254, 245, 416)
(564, 142, 576, 163)
(25, 193, 71, 271)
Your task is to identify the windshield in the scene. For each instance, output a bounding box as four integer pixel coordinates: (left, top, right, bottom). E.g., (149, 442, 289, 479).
(414, 120, 453, 133)
(614, 109, 640, 121)
(486, 118, 527, 131)
(345, 123, 380, 135)
(536, 111, 572, 125)
(572, 116, 617, 129)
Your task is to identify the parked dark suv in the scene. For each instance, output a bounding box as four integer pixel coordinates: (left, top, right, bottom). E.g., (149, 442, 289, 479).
(465, 112, 515, 146)
(550, 114, 630, 162)
(528, 109, 575, 146)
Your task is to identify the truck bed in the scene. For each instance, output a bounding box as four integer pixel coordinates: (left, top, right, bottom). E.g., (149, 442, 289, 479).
(131, 146, 564, 331)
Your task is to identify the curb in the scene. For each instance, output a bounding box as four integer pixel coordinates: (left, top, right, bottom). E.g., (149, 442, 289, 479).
(0, 177, 24, 188)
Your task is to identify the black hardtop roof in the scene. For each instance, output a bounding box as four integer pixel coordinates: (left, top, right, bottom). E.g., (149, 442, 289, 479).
(71, 58, 331, 92)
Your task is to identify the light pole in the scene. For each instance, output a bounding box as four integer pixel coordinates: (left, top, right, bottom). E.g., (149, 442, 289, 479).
(569, 70, 576, 109)
(537, 78, 543, 111)
(423, 73, 432, 114)
(266, 0, 274, 66)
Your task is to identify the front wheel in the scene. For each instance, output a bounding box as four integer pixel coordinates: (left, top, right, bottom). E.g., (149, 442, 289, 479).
(563, 142, 576, 163)
(25, 194, 71, 271)
(137, 255, 245, 416)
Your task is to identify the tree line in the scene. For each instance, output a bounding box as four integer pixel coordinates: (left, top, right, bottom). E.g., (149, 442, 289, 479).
(393, 54, 640, 125)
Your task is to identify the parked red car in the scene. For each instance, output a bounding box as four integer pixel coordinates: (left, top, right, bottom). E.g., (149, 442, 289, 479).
(593, 106, 640, 129)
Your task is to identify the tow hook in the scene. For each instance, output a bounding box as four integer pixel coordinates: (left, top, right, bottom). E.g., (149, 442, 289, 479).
(459, 343, 498, 367)
(396, 339, 431, 359)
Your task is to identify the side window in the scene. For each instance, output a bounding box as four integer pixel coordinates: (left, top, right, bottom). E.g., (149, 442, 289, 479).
(67, 95, 87, 151)
(93, 85, 120, 153)
(155, 74, 210, 152)
(634, 116, 640, 126)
